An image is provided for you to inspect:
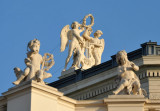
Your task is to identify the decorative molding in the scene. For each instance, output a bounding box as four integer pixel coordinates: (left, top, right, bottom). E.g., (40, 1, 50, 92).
(70, 82, 116, 100)
(138, 70, 160, 80)
(149, 94, 160, 100)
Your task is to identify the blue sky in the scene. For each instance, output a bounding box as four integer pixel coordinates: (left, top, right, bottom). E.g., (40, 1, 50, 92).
(0, 0, 160, 94)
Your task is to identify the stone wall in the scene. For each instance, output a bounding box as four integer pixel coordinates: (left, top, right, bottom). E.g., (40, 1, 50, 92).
(1, 81, 160, 111)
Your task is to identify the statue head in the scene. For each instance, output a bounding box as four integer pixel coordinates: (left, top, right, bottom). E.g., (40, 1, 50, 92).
(94, 30, 103, 38)
(71, 21, 80, 29)
(116, 50, 128, 65)
(27, 39, 40, 53)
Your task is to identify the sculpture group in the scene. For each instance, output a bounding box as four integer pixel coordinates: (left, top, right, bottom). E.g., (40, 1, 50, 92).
(12, 14, 146, 96)
(60, 14, 105, 71)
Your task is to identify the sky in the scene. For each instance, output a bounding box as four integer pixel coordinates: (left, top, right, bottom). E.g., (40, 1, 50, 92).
(0, 0, 160, 94)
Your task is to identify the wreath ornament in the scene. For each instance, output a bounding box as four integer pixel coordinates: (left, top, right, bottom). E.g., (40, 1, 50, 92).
(81, 14, 94, 28)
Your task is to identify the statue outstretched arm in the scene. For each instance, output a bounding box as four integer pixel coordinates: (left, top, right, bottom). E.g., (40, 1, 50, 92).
(83, 33, 91, 41)
(91, 39, 105, 48)
(79, 26, 85, 33)
(130, 62, 139, 71)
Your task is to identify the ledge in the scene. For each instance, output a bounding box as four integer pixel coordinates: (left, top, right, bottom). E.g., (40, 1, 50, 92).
(104, 95, 147, 103)
(3, 80, 63, 97)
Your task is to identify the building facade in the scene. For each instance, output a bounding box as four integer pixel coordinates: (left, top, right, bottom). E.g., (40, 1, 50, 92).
(0, 41, 160, 111)
(49, 41, 160, 100)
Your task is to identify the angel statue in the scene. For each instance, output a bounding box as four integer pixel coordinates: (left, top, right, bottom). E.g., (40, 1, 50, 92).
(60, 21, 85, 71)
(13, 39, 55, 85)
(113, 50, 147, 95)
(61, 14, 105, 71)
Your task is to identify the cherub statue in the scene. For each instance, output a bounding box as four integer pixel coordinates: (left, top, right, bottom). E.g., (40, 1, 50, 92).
(13, 39, 54, 85)
(60, 21, 85, 71)
(113, 50, 146, 95)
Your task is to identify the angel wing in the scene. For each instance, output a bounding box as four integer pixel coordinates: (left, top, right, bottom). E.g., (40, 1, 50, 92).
(60, 25, 72, 52)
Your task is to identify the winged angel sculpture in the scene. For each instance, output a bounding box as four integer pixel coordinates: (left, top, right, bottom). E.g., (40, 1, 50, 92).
(60, 14, 105, 71)
(60, 21, 84, 71)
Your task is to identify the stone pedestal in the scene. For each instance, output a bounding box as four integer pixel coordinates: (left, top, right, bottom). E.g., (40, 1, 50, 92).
(2, 80, 76, 111)
(104, 95, 146, 111)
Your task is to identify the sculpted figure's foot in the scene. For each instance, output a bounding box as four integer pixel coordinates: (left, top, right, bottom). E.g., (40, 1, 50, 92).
(112, 91, 118, 95)
(13, 75, 25, 85)
(74, 66, 80, 70)
(13, 81, 20, 85)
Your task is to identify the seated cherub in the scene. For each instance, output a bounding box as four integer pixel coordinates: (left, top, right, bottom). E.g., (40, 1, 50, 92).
(13, 39, 54, 85)
(113, 50, 143, 95)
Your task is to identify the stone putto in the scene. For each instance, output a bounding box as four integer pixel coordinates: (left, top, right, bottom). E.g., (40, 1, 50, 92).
(13, 39, 54, 85)
(60, 14, 105, 71)
(113, 50, 146, 95)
